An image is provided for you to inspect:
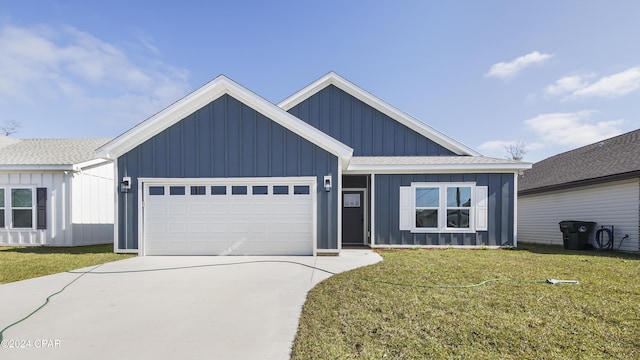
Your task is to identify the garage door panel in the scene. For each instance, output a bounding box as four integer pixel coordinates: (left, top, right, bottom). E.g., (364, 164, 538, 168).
(189, 222, 208, 233)
(252, 204, 271, 214)
(168, 223, 187, 232)
(147, 223, 166, 233)
(168, 204, 187, 215)
(189, 204, 208, 214)
(208, 224, 228, 233)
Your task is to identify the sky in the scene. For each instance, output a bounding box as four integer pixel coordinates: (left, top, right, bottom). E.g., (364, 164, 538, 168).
(1, 0, 639, 162)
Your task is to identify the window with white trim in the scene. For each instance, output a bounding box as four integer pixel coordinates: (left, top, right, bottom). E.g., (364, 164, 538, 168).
(399, 182, 488, 233)
(11, 188, 34, 229)
(445, 186, 472, 229)
(0, 188, 5, 228)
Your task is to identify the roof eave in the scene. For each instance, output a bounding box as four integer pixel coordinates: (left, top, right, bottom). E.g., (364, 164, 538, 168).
(346, 163, 532, 174)
(278, 71, 482, 157)
(519, 170, 640, 196)
(0, 164, 77, 172)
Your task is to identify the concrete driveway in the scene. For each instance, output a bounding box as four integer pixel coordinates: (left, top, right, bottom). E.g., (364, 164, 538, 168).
(0, 250, 381, 360)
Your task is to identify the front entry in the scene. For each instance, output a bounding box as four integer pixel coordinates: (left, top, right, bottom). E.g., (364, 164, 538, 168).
(342, 190, 366, 246)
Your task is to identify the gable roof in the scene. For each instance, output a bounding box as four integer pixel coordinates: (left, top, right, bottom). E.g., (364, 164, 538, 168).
(519, 128, 640, 194)
(0, 138, 112, 171)
(278, 72, 481, 156)
(96, 75, 354, 166)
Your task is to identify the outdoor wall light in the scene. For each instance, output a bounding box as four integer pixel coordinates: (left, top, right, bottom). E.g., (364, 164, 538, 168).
(323, 175, 332, 192)
(120, 176, 131, 193)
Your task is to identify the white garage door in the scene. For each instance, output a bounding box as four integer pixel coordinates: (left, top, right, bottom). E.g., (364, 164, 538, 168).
(142, 178, 316, 255)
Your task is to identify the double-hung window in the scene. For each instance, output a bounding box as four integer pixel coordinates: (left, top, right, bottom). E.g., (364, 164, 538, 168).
(445, 186, 472, 229)
(11, 188, 34, 229)
(400, 182, 487, 233)
(11, 189, 33, 229)
(415, 187, 439, 229)
(0, 187, 47, 230)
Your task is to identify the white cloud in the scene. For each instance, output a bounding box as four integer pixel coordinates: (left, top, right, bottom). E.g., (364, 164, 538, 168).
(0, 24, 190, 133)
(544, 67, 640, 100)
(544, 75, 590, 96)
(572, 67, 640, 98)
(524, 111, 624, 147)
(486, 51, 553, 79)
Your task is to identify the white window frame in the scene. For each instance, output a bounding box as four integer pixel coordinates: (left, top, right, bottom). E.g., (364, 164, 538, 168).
(0, 187, 5, 229)
(5, 187, 36, 230)
(410, 182, 476, 233)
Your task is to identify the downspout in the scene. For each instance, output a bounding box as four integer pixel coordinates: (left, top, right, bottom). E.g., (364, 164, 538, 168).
(513, 172, 519, 248)
(370, 173, 376, 247)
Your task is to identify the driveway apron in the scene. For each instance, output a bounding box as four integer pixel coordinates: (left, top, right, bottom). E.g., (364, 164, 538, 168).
(0, 250, 382, 360)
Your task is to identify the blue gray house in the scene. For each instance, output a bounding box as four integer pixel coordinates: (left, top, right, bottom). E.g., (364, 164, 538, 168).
(96, 72, 530, 255)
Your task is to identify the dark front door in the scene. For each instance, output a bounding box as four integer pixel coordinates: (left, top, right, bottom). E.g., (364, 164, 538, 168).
(342, 190, 365, 245)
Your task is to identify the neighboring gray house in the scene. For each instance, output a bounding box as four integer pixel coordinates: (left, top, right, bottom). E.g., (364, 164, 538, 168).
(0, 136, 114, 246)
(518, 129, 640, 252)
(96, 72, 530, 256)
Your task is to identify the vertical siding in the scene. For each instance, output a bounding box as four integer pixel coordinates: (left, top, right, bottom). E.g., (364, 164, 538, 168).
(288, 85, 456, 156)
(70, 161, 114, 245)
(374, 173, 514, 246)
(118, 94, 339, 251)
(518, 178, 639, 252)
(0, 171, 72, 246)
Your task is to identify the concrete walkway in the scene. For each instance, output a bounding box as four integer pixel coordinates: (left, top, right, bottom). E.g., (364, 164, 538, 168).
(0, 250, 382, 360)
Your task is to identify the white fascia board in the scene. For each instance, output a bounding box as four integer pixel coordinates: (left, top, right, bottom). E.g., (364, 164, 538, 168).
(279, 72, 481, 156)
(345, 163, 532, 174)
(0, 165, 76, 172)
(74, 158, 113, 171)
(96, 75, 353, 167)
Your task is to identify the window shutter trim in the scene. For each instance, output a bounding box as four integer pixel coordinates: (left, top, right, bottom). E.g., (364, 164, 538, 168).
(36, 187, 47, 230)
(399, 186, 412, 231)
(475, 186, 488, 231)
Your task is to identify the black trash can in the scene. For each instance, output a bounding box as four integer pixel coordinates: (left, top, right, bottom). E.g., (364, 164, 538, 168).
(559, 221, 596, 250)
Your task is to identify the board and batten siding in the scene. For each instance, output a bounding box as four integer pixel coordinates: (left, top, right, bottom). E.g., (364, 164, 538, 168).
(70, 162, 115, 245)
(518, 178, 639, 252)
(0, 171, 72, 246)
(287, 85, 456, 156)
(0, 163, 115, 246)
(117, 94, 340, 252)
(374, 173, 515, 246)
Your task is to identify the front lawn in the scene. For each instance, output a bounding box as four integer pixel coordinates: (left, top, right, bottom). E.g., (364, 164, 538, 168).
(0, 244, 135, 284)
(292, 244, 640, 359)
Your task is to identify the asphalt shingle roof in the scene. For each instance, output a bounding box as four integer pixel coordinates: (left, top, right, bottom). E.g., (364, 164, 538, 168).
(519, 128, 640, 193)
(0, 135, 20, 149)
(0, 138, 112, 166)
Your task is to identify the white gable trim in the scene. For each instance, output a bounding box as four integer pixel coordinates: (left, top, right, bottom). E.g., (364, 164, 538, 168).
(96, 75, 353, 165)
(279, 72, 481, 156)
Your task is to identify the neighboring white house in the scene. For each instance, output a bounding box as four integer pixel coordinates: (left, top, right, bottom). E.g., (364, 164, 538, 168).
(518, 129, 640, 252)
(0, 136, 114, 246)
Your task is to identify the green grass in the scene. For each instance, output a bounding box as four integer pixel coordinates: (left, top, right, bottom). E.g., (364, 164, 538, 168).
(0, 244, 135, 284)
(292, 244, 640, 359)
